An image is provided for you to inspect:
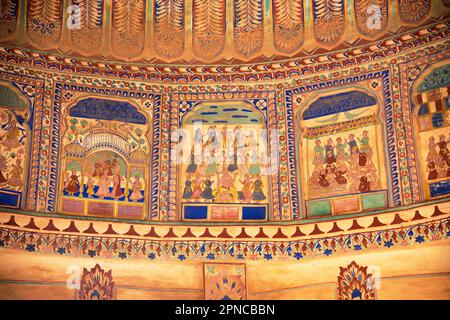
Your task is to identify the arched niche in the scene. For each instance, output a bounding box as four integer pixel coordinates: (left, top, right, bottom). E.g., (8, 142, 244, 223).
(177, 101, 271, 221)
(296, 88, 389, 218)
(58, 97, 150, 219)
(412, 61, 450, 200)
(0, 82, 31, 209)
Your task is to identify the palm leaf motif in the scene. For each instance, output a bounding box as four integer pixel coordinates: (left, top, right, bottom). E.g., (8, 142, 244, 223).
(354, 0, 388, 37)
(312, 0, 345, 44)
(233, 0, 264, 57)
(111, 0, 145, 58)
(397, 0, 431, 24)
(193, 0, 226, 60)
(336, 261, 376, 300)
(153, 0, 185, 59)
(70, 0, 104, 53)
(272, 0, 304, 53)
(27, 0, 63, 44)
(0, 0, 18, 38)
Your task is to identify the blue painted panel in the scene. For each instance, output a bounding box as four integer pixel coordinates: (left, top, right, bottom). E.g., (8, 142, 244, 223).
(429, 180, 450, 197)
(0, 190, 21, 208)
(303, 91, 376, 120)
(184, 205, 208, 219)
(69, 98, 146, 124)
(242, 206, 266, 220)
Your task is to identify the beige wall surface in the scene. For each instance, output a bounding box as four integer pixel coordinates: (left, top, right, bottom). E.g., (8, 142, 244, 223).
(0, 239, 448, 300)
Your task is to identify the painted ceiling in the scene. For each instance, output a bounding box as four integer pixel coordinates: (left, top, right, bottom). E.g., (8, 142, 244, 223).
(0, 0, 448, 65)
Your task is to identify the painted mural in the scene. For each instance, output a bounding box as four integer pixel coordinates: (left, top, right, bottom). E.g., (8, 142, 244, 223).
(0, 83, 31, 209)
(414, 63, 450, 200)
(204, 263, 247, 300)
(297, 89, 388, 217)
(178, 102, 270, 221)
(58, 97, 151, 219)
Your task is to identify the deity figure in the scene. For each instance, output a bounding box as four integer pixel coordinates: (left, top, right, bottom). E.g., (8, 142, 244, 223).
(129, 176, 144, 201)
(65, 168, 80, 195)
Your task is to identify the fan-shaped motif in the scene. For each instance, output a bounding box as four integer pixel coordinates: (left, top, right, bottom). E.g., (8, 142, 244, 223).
(27, 0, 63, 46)
(154, 0, 185, 59)
(0, 0, 18, 39)
(354, 0, 388, 37)
(336, 261, 376, 300)
(397, 0, 431, 24)
(233, 0, 264, 57)
(79, 264, 115, 300)
(193, 0, 226, 60)
(272, 0, 304, 53)
(111, 0, 145, 58)
(312, 0, 345, 44)
(70, 0, 105, 54)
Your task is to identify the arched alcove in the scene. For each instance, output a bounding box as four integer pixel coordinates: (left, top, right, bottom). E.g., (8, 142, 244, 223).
(296, 88, 389, 218)
(412, 61, 450, 200)
(0, 82, 31, 209)
(58, 97, 150, 219)
(178, 101, 271, 221)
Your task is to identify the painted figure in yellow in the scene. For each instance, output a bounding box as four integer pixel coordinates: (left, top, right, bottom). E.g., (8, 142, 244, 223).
(86, 175, 95, 197)
(1, 120, 21, 150)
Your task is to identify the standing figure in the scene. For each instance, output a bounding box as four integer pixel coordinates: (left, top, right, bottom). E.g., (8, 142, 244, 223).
(7, 159, 23, 187)
(336, 137, 347, 163)
(325, 138, 336, 164)
(65, 168, 80, 195)
(426, 136, 439, 163)
(1, 120, 22, 150)
(347, 134, 359, 155)
(438, 134, 449, 161)
(182, 177, 193, 199)
(96, 171, 111, 198)
(129, 176, 144, 201)
(0, 152, 8, 184)
(313, 139, 324, 165)
(201, 179, 215, 200)
(252, 176, 266, 201)
(111, 166, 123, 199)
(239, 175, 253, 201)
(86, 175, 95, 197)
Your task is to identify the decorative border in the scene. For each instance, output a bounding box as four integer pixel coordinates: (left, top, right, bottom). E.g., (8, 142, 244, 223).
(0, 204, 448, 261)
(50, 82, 162, 214)
(285, 70, 400, 218)
(0, 20, 447, 81)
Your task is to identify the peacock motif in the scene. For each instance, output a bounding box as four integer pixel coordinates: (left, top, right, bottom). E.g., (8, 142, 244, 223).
(354, 0, 388, 37)
(70, 0, 105, 54)
(111, 0, 146, 58)
(233, 0, 264, 57)
(272, 0, 304, 54)
(78, 264, 115, 300)
(0, 0, 18, 39)
(397, 0, 431, 24)
(27, 0, 63, 46)
(192, 0, 226, 60)
(312, 0, 345, 45)
(153, 0, 185, 59)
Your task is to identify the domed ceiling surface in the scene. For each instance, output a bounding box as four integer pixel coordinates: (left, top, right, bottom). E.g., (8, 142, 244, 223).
(0, 0, 448, 65)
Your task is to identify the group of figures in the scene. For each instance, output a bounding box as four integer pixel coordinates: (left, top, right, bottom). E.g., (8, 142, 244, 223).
(426, 134, 450, 181)
(309, 130, 380, 197)
(0, 110, 26, 190)
(64, 155, 144, 202)
(181, 125, 268, 203)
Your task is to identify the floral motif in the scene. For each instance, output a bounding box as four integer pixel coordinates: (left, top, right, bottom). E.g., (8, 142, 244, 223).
(336, 261, 376, 300)
(78, 264, 115, 300)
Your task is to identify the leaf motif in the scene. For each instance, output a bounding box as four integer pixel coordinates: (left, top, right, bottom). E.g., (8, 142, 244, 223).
(0, 0, 18, 18)
(153, 0, 185, 58)
(272, 0, 304, 53)
(233, 0, 264, 56)
(193, 0, 226, 59)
